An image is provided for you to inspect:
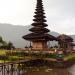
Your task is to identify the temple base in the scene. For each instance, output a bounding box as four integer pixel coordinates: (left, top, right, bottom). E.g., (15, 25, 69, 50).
(32, 40, 48, 50)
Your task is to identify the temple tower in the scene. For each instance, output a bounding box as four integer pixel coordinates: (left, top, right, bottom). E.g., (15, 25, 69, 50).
(23, 0, 56, 50)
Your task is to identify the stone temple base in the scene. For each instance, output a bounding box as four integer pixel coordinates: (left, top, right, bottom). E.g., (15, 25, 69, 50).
(32, 41, 48, 50)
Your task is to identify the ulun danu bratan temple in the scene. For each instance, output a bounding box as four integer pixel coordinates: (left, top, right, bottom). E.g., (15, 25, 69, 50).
(23, 0, 57, 50)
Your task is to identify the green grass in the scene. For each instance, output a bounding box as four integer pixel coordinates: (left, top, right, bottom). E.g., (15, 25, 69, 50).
(0, 49, 33, 62)
(0, 59, 11, 63)
(0, 49, 8, 55)
(64, 53, 75, 61)
(0, 49, 75, 63)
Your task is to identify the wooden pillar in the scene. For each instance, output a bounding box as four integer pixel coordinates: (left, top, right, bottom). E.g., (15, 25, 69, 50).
(2, 65, 3, 75)
(4, 65, 5, 75)
(6, 65, 9, 75)
(17, 63, 20, 75)
(10, 64, 14, 75)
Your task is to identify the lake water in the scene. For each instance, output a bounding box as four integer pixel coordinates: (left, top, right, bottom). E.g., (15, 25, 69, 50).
(0, 64, 75, 75)
(21, 65, 75, 75)
(69, 65, 75, 75)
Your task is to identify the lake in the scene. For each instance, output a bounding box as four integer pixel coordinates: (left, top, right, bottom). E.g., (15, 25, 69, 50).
(0, 64, 75, 75)
(21, 65, 75, 75)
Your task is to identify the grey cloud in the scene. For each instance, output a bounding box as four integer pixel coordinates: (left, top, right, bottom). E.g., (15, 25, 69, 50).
(41, 0, 75, 34)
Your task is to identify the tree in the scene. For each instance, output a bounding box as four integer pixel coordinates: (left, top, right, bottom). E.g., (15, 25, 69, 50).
(7, 42, 14, 50)
(0, 36, 3, 42)
(0, 36, 7, 49)
(0, 36, 15, 50)
(0, 36, 3, 46)
(1, 41, 8, 49)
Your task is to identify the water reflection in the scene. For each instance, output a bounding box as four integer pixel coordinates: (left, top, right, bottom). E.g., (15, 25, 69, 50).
(0, 65, 74, 75)
(22, 67, 72, 75)
(69, 65, 75, 75)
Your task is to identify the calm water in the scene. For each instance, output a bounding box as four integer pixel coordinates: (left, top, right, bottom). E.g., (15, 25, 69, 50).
(22, 65, 75, 75)
(69, 65, 75, 75)
(0, 65, 75, 75)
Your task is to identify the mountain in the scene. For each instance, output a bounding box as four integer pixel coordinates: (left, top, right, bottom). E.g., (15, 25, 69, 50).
(0, 23, 75, 48)
(0, 23, 31, 48)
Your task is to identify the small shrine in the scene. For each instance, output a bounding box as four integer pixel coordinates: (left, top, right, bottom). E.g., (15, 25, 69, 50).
(57, 34, 74, 52)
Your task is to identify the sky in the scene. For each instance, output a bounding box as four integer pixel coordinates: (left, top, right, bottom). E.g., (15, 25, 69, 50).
(0, 0, 75, 35)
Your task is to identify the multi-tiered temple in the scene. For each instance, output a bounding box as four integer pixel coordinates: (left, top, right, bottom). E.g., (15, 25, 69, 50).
(23, 0, 56, 50)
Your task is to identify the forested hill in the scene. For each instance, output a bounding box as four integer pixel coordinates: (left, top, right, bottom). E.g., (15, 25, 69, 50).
(0, 23, 74, 48)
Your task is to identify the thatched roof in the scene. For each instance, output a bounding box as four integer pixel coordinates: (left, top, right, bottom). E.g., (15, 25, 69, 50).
(32, 22, 48, 27)
(29, 27, 50, 33)
(57, 34, 73, 42)
(22, 0, 57, 42)
(29, 0, 49, 34)
(23, 33, 57, 41)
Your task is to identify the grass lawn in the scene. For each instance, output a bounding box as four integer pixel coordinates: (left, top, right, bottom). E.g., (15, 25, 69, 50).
(64, 53, 75, 61)
(0, 49, 9, 55)
(0, 49, 75, 63)
(0, 49, 34, 63)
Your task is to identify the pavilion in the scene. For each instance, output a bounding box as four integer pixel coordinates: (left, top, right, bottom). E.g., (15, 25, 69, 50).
(57, 34, 75, 53)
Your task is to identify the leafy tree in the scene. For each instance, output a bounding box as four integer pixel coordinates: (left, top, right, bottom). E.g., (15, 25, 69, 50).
(7, 42, 14, 50)
(0, 41, 8, 49)
(0, 36, 15, 50)
(0, 36, 3, 46)
(0, 36, 3, 42)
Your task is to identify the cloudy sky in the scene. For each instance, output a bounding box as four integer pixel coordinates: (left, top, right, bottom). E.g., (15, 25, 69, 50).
(0, 0, 75, 35)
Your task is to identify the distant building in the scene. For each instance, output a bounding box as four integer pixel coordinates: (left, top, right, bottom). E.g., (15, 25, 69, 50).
(57, 34, 75, 53)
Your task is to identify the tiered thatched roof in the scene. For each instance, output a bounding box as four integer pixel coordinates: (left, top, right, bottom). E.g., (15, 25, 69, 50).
(23, 33, 57, 41)
(23, 0, 56, 41)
